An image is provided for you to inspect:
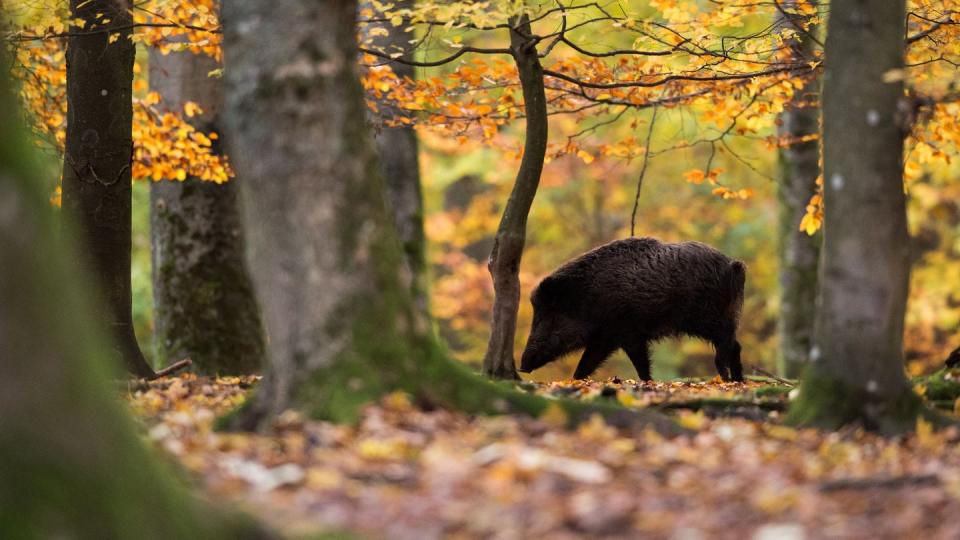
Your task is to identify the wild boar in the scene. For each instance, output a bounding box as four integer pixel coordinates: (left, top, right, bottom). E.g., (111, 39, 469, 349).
(946, 346, 960, 368)
(518, 237, 746, 381)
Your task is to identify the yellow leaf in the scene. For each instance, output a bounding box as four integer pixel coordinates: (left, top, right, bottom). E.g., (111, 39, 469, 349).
(677, 410, 706, 430)
(183, 101, 202, 118)
(882, 68, 906, 83)
(539, 402, 568, 427)
(916, 415, 935, 448)
(576, 149, 595, 164)
(683, 169, 705, 184)
(765, 425, 798, 441)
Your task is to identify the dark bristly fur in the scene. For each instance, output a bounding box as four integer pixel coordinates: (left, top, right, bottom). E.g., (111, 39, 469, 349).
(519, 237, 747, 381)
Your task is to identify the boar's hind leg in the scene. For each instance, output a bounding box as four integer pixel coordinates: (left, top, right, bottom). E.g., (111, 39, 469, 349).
(622, 340, 652, 381)
(572, 339, 617, 380)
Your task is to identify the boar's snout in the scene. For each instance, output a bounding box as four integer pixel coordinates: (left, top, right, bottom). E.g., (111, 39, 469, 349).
(519, 320, 553, 373)
(518, 346, 542, 373)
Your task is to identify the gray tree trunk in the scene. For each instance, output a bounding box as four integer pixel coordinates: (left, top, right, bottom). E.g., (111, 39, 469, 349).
(789, 0, 923, 433)
(481, 14, 548, 380)
(363, 0, 428, 315)
(60, 0, 154, 377)
(0, 48, 268, 540)
(220, 0, 678, 435)
(777, 2, 821, 378)
(148, 39, 265, 374)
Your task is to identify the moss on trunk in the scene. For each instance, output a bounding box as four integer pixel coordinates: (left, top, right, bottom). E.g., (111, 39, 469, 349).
(787, 372, 929, 435)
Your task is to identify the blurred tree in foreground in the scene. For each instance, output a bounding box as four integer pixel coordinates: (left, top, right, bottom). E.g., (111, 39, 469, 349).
(0, 43, 268, 539)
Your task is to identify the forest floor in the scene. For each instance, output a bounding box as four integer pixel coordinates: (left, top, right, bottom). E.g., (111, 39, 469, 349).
(126, 374, 960, 539)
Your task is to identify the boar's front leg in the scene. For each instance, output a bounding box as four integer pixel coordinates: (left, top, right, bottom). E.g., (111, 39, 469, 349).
(572, 338, 617, 380)
(622, 339, 652, 381)
(713, 337, 743, 382)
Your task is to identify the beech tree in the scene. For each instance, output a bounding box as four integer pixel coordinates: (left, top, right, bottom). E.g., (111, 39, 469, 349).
(0, 45, 267, 540)
(776, 0, 822, 378)
(59, 0, 153, 377)
(220, 0, 678, 433)
(364, 0, 429, 314)
(788, 0, 926, 432)
(149, 30, 265, 374)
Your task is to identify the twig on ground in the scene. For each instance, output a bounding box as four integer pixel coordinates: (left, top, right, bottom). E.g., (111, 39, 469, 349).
(819, 474, 940, 492)
(152, 358, 193, 379)
(654, 397, 787, 413)
(748, 363, 795, 387)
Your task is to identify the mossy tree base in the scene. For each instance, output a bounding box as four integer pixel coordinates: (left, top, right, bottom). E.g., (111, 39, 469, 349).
(786, 372, 946, 436)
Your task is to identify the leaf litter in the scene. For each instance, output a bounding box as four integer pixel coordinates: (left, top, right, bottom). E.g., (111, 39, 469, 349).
(126, 374, 960, 539)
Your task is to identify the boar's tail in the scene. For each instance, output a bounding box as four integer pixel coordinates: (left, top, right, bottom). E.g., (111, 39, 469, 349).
(726, 260, 747, 324)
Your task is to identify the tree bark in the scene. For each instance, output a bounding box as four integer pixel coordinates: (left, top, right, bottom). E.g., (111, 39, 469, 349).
(0, 50, 269, 540)
(776, 2, 821, 378)
(481, 14, 548, 380)
(220, 0, 678, 435)
(148, 38, 265, 375)
(789, 0, 923, 433)
(363, 0, 429, 316)
(60, 0, 154, 377)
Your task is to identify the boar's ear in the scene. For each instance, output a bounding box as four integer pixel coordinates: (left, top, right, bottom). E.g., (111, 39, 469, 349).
(532, 274, 574, 309)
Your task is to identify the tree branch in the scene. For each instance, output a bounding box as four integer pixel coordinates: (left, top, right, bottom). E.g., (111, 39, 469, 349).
(359, 45, 511, 67)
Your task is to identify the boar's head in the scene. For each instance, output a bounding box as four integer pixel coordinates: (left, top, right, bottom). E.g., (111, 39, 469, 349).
(519, 276, 586, 373)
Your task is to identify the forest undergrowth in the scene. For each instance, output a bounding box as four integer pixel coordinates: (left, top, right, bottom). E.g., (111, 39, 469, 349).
(126, 372, 960, 539)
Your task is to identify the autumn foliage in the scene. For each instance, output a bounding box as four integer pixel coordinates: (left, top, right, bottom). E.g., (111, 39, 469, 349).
(5, 0, 960, 372)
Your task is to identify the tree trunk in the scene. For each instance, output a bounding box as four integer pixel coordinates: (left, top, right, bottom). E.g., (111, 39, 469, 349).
(363, 0, 429, 316)
(148, 40, 265, 375)
(220, 0, 677, 435)
(60, 0, 154, 377)
(481, 14, 548, 380)
(0, 50, 268, 540)
(789, 0, 923, 433)
(777, 3, 821, 378)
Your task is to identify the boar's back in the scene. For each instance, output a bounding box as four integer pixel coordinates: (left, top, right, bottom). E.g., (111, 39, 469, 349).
(532, 237, 742, 334)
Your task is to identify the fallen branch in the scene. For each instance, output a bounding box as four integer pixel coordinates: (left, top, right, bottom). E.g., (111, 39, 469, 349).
(748, 363, 795, 387)
(151, 358, 193, 379)
(654, 397, 787, 413)
(820, 474, 940, 492)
